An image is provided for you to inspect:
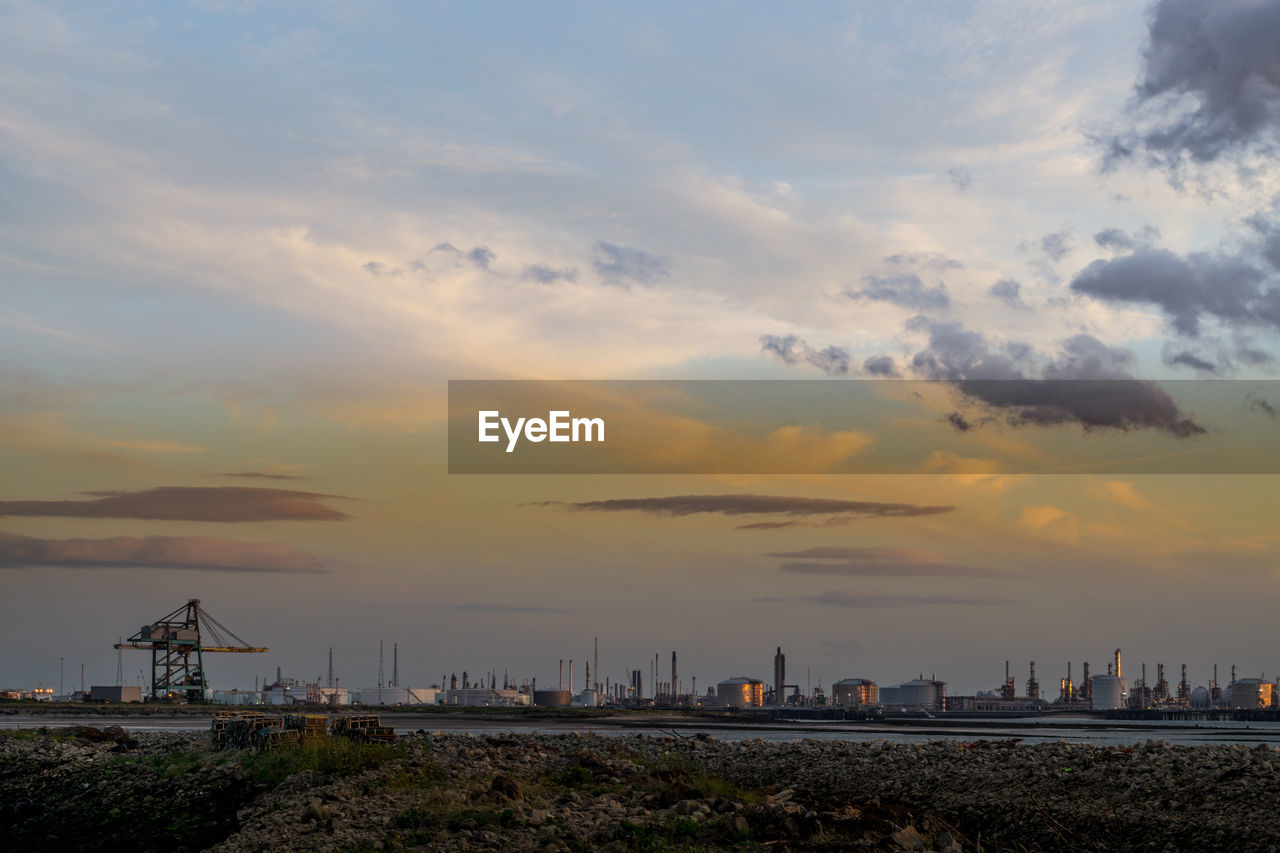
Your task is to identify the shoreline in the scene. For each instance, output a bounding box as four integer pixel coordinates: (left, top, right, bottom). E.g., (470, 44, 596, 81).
(3, 726, 1278, 851)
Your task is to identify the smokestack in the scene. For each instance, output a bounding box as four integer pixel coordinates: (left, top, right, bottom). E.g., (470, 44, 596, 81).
(559, 659, 563, 691)
(672, 651, 678, 702)
(585, 660, 591, 694)
(1115, 648, 1122, 680)
(569, 660, 573, 693)
(594, 637, 599, 695)
(774, 647, 786, 707)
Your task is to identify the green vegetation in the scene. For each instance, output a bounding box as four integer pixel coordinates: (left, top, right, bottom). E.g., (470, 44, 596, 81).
(240, 737, 402, 786)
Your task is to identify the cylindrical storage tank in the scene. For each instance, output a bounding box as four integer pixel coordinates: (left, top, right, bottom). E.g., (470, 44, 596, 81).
(1091, 675, 1126, 710)
(1227, 679, 1273, 709)
(533, 689, 572, 708)
(716, 677, 764, 708)
(832, 678, 878, 707)
(897, 679, 938, 709)
(1189, 686, 1211, 708)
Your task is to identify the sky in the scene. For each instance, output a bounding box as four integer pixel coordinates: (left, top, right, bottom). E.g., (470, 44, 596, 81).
(2, 0, 1280, 697)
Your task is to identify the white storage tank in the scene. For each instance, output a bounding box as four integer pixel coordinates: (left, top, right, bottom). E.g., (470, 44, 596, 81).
(832, 678, 878, 707)
(1091, 675, 1127, 710)
(715, 677, 764, 708)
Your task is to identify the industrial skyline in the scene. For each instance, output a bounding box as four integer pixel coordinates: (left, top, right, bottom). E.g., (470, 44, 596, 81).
(3, 1, 1280, 697)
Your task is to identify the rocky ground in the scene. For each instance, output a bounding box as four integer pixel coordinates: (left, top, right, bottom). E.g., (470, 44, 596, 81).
(3, 725, 1280, 851)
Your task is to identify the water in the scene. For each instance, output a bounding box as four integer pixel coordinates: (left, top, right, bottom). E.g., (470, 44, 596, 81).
(8, 714, 1280, 747)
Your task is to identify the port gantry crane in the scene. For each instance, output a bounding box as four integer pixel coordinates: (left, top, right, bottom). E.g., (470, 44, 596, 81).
(116, 599, 267, 702)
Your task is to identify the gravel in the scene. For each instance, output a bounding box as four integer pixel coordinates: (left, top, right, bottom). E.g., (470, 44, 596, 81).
(3, 726, 1280, 851)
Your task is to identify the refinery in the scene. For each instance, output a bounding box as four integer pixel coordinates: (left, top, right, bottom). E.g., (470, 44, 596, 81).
(4, 598, 1280, 720)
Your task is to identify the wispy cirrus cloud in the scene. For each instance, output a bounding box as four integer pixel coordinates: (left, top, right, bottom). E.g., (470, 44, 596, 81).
(0, 486, 350, 522)
(0, 531, 327, 573)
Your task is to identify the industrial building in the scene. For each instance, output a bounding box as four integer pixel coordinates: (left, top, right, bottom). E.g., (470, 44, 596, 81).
(361, 686, 437, 706)
(831, 677, 878, 707)
(89, 685, 142, 703)
(714, 677, 764, 708)
(879, 676, 946, 711)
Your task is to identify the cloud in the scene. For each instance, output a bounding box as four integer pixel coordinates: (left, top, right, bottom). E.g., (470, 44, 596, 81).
(592, 241, 668, 284)
(862, 355, 898, 377)
(907, 317, 1207, 436)
(759, 334, 850, 376)
(1040, 232, 1072, 263)
(222, 472, 303, 480)
(845, 272, 949, 311)
(362, 260, 402, 277)
(1094, 226, 1161, 253)
(432, 242, 495, 269)
(1101, 481, 1153, 511)
(448, 603, 568, 614)
(467, 246, 495, 269)
(0, 531, 326, 573)
(766, 545, 997, 577)
(104, 439, 206, 454)
(1246, 392, 1279, 417)
(0, 486, 350, 522)
(1163, 348, 1219, 373)
(988, 279, 1026, 309)
(1071, 248, 1275, 337)
(760, 590, 1009, 608)
(1106, 0, 1280, 168)
(523, 264, 579, 284)
(539, 494, 954, 520)
(1018, 504, 1069, 530)
(946, 164, 972, 192)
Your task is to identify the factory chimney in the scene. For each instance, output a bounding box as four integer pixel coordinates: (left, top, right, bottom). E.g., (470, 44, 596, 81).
(585, 660, 591, 694)
(1114, 648, 1122, 679)
(559, 659, 563, 691)
(569, 660, 573, 693)
(1027, 661, 1039, 700)
(594, 637, 599, 695)
(672, 651, 678, 702)
(774, 647, 786, 707)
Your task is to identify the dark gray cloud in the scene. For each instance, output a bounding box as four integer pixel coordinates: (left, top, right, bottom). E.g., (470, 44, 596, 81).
(759, 334, 850, 376)
(362, 261, 402, 277)
(845, 272, 950, 311)
(862, 355, 899, 377)
(0, 531, 326, 573)
(1107, 0, 1280, 168)
(1040, 232, 1072, 262)
(988, 279, 1026, 308)
(1164, 348, 1220, 373)
(539, 494, 954, 519)
(0, 487, 351, 522)
(765, 546, 997, 578)
(468, 246, 495, 269)
(523, 264, 579, 284)
(1094, 225, 1161, 253)
(593, 242, 668, 284)
(222, 472, 303, 481)
(1070, 248, 1276, 336)
(907, 317, 1207, 436)
(946, 164, 972, 192)
(760, 590, 1009, 608)
(1247, 392, 1279, 417)
(945, 411, 973, 432)
(432, 243, 495, 269)
(449, 603, 568, 614)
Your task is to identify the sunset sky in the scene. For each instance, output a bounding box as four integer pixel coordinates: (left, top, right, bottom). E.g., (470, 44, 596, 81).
(3, 0, 1280, 696)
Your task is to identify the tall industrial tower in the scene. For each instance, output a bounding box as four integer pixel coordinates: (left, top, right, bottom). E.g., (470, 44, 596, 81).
(773, 647, 786, 706)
